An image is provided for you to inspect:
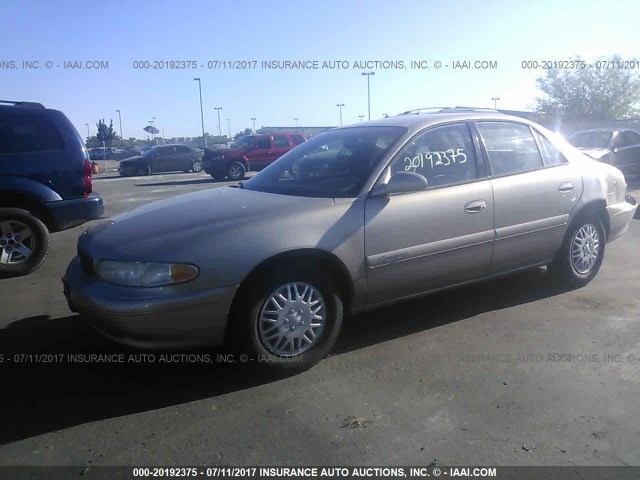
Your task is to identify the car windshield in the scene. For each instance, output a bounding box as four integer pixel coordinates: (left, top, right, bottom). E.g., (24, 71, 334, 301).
(242, 126, 406, 198)
(141, 147, 156, 157)
(568, 131, 612, 149)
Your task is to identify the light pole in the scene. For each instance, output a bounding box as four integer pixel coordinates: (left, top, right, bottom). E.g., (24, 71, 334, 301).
(361, 72, 375, 121)
(227, 118, 231, 139)
(85, 123, 90, 139)
(491, 97, 500, 109)
(294, 117, 299, 126)
(336, 104, 345, 126)
(115, 109, 123, 140)
(194, 78, 206, 147)
(251, 117, 257, 133)
(214, 107, 223, 139)
(358, 115, 364, 122)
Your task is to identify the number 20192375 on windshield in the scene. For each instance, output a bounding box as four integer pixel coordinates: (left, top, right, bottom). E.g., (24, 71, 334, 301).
(404, 149, 467, 172)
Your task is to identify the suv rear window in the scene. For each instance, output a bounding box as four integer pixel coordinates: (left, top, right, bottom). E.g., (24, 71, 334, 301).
(0, 109, 64, 154)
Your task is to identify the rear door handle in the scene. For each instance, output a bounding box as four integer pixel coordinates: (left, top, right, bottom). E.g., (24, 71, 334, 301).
(464, 200, 487, 213)
(558, 182, 574, 193)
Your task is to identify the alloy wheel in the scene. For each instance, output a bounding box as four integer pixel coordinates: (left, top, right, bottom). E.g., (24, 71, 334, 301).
(0, 220, 36, 265)
(570, 223, 601, 275)
(258, 282, 326, 357)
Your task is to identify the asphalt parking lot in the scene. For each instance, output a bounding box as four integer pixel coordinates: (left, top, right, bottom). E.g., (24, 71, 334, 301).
(0, 171, 639, 466)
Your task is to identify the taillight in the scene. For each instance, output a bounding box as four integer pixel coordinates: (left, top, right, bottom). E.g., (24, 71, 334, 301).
(82, 160, 92, 197)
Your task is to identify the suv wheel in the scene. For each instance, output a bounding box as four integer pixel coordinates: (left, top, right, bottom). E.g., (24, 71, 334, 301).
(232, 267, 343, 371)
(227, 161, 246, 181)
(0, 208, 49, 277)
(136, 164, 151, 176)
(548, 215, 606, 287)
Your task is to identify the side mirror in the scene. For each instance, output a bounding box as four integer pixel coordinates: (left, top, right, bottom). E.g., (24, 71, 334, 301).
(371, 171, 428, 197)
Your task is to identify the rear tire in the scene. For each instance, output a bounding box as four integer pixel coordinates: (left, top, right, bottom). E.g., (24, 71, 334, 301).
(136, 164, 151, 176)
(227, 161, 246, 181)
(548, 215, 606, 288)
(0, 208, 49, 277)
(230, 267, 343, 371)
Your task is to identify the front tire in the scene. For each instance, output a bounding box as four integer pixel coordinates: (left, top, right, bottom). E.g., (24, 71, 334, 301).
(227, 161, 246, 181)
(0, 208, 49, 277)
(190, 159, 203, 173)
(233, 268, 343, 371)
(136, 164, 152, 176)
(548, 215, 606, 287)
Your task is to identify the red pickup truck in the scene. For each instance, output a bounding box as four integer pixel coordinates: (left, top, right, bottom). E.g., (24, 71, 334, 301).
(202, 133, 306, 181)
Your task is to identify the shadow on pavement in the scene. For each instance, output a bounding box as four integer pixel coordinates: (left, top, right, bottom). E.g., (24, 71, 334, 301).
(0, 267, 572, 444)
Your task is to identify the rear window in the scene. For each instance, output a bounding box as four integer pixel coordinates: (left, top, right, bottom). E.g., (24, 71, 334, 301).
(0, 109, 65, 154)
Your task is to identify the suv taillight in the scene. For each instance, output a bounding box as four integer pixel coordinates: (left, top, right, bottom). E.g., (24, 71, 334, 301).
(82, 160, 93, 197)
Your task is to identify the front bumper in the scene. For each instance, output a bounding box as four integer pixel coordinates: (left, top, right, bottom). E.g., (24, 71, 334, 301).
(46, 194, 104, 232)
(606, 194, 637, 242)
(62, 256, 238, 349)
(202, 156, 226, 175)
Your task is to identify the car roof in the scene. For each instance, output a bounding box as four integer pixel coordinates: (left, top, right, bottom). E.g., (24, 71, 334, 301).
(340, 111, 540, 135)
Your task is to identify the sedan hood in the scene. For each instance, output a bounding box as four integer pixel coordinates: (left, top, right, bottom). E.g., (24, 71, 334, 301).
(205, 147, 244, 157)
(119, 155, 144, 164)
(80, 187, 334, 259)
(577, 147, 610, 160)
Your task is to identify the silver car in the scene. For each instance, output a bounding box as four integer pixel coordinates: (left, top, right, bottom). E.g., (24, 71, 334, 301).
(63, 109, 637, 370)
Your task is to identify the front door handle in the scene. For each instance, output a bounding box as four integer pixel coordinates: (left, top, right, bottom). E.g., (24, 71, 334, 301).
(558, 182, 574, 193)
(464, 200, 487, 213)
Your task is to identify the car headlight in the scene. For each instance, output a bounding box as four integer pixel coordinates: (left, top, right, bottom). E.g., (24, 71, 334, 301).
(96, 260, 198, 287)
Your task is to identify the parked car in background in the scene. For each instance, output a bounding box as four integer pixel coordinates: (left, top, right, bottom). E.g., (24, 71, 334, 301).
(63, 108, 636, 370)
(88, 147, 116, 160)
(0, 100, 104, 276)
(203, 133, 306, 181)
(118, 144, 204, 176)
(567, 128, 640, 176)
(114, 147, 141, 160)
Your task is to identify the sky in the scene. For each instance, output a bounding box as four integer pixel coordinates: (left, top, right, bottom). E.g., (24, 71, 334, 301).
(1, 0, 639, 140)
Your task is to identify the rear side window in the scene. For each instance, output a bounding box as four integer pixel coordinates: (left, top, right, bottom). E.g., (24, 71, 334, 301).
(533, 130, 567, 166)
(273, 135, 291, 148)
(0, 109, 64, 154)
(390, 123, 478, 187)
(176, 146, 191, 153)
(476, 122, 543, 176)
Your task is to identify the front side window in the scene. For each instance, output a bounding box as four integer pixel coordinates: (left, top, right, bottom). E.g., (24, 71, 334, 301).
(614, 131, 640, 148)
(0, 110, 64, 154)
(389, 123, 478, 187)
(273, 135, 291, 148)
(243, 126, 405, 198)
(476, 122, 543, 176)
(176, 146, 191, 153)
(254, 136, 271, 149)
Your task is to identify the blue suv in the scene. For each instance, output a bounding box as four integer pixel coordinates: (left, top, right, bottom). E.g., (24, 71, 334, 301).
(0, 100, 104, 276)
